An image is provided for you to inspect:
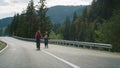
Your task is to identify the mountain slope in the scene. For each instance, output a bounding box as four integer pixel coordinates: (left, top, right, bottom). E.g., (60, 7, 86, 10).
(0, 17, 13, 28)
(0, 5, 86, 28)
(47, 5, 86, 23)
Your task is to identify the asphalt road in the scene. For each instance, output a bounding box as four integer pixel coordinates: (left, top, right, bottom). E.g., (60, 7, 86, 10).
(0, 37, 120, 68)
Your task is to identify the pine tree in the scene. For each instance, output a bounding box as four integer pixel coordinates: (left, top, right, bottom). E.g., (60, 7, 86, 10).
(9, 13, 20, 36)
(36, 0, 52, 35)
(26, 0, 37, 38)
(70, 12, 78, 40)
(63, 16, 71, 40)
(88, 0, 113, 23)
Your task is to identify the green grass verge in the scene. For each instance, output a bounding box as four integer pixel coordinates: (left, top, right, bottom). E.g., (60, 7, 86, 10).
(0, 41, 7, 51)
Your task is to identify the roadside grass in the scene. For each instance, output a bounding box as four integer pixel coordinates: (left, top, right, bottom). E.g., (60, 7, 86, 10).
(0, 41, 6, 51)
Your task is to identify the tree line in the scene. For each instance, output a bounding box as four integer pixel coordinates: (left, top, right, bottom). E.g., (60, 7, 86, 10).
(7, 0, 51, 38)
(52, 0, 120, 52)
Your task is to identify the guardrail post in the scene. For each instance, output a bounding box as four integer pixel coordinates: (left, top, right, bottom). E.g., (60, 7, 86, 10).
(109, 48, 111, 52)
(90, 46, 92, 49)
(83, 45, 85, 48)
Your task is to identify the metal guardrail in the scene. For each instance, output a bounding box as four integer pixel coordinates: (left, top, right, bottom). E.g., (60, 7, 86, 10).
(48, 40, 112, 51)
(13, 36, 112, 51)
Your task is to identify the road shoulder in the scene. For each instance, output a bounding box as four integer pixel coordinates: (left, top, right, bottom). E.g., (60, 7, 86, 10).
(0, 41, 8, 54)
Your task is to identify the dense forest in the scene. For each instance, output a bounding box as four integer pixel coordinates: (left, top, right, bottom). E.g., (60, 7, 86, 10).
(7, 0, 52, 38)
(7, 0, 120, 52)
(52, 0, 120, 52)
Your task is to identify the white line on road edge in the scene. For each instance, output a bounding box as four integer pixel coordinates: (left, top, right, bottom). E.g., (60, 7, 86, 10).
(43, 50, 80, 68)
(0, 44, 8, 54)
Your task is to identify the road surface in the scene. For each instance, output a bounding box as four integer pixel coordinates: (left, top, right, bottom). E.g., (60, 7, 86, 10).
(0, 37, 120, 68)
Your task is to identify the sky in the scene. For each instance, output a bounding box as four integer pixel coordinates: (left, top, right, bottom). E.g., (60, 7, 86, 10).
(0, 0, 93, 19)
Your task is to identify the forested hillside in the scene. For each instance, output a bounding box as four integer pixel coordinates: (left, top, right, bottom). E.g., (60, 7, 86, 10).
(0, 17, 13, 28)
(54, 0, 120, 52)
(7, 0, 51, 38)
(47, 6, 86, 23)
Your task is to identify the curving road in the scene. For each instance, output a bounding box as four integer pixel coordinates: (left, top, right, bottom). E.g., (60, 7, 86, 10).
(0, 37, 120, 68)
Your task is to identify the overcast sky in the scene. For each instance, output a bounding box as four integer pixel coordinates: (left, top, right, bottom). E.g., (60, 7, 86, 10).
(0, 0, 93, 19)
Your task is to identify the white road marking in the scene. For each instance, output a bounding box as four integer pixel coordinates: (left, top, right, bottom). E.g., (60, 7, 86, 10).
(43, 50, 80, 68)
